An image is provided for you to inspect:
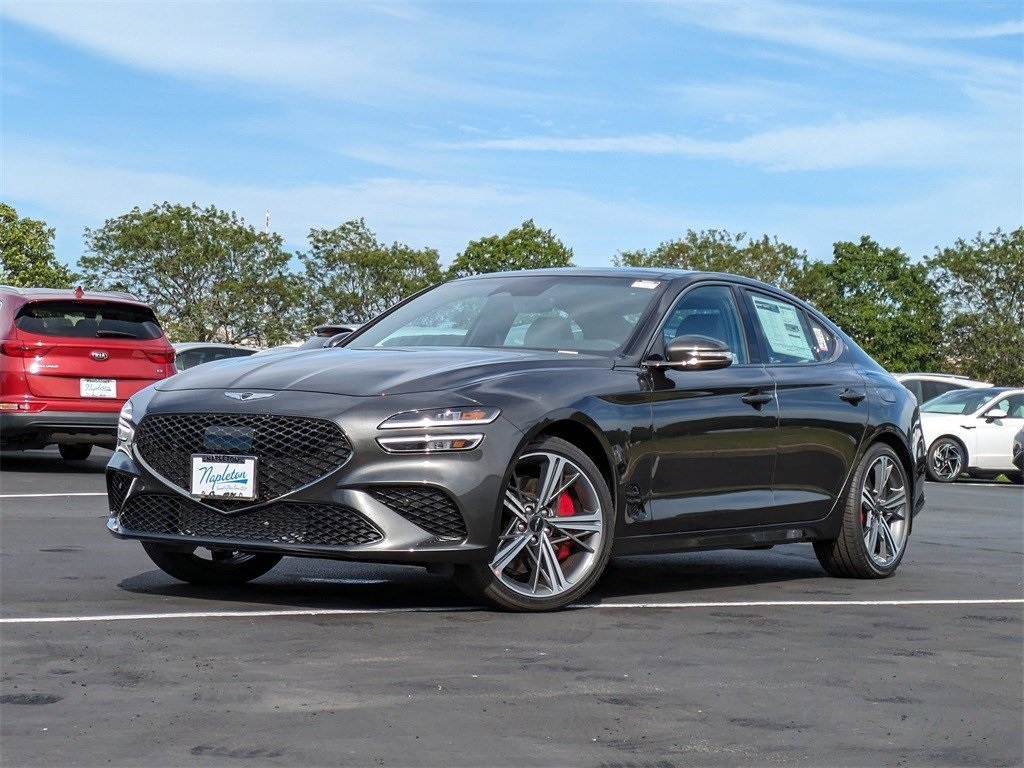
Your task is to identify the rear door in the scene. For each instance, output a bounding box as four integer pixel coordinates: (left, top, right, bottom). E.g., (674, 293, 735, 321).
(14, 300, 173, 406)
(742, 290, 870, 523)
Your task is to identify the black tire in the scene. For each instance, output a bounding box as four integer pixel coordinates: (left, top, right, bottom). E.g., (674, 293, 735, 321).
(141, 542, 282, 586)
(814, 443, 911, 579)
(1007, 473, 1023, 485)
(926, 437, 965, 483)
(58, 444, 92, 461)
(453, 435, 615, 612)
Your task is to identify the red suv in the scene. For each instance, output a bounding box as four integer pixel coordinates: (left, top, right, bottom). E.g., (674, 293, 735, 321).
(0, 286, 176, 460)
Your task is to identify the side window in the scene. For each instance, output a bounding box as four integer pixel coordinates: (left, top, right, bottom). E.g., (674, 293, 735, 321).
(805, 315, 837, 361)
(922, 381, 960, 403)
(990, 394, 1024, 419)
(660, 285, 749, 365)
(748, 293, 817, 365)
(903, 379, 924, 403)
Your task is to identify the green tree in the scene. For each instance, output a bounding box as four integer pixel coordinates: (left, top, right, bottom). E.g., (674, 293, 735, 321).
(301, 219, 442, 324)
(79, 203, 303, 345)
(927, 228, 1024, 386)
(795, 236, 942, 371)
(615, 229, 808, 293)
(446, 219, 573, 278)
(0, 203, 76, 288)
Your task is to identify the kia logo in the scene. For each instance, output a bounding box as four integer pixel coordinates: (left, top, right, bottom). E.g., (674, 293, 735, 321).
(90, 351, 109, 361)
(224, 391, 275, 401)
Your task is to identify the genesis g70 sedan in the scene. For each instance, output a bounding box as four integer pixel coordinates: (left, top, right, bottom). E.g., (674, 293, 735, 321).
(107, 269, 926, 611)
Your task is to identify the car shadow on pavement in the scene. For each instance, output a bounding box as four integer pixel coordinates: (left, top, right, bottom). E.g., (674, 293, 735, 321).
(0, 450, 110, 474)
(116, 546, 836, 611)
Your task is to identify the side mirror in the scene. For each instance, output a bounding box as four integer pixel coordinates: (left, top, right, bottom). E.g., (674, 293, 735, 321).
(323, 332, 351, 348)
(984, 409, 1007, 422)
(650, 334, 733, 371)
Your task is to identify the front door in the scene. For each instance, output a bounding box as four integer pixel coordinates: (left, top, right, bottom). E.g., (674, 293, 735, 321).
(646, 283, 778, 533)
(973, 393, 1024, 471)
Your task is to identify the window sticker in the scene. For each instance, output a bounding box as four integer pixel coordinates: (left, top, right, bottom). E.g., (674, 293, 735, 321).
(752, 297, 814, 359)
(812, 326, 829, 353)
(631, 280, 660, 289)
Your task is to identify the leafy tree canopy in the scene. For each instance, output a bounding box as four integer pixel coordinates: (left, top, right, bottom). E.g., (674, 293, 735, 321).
(0, 202, 76, 288)
(79, 203, 303, 345)
(926, 228, 1024, 385)
(795, 236, 943, 372)
(446, 219, 573, 278)
(615, 229, 808, 294)
(301, 219, 442, 324)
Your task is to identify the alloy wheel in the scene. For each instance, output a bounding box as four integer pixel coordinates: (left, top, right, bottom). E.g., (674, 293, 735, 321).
(489, 451, 605, 598)
(860, 455, 910, 568)
(930, 440, 963, 481)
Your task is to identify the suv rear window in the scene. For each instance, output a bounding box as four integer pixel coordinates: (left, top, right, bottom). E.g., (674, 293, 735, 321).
(15, 301, 163, 340)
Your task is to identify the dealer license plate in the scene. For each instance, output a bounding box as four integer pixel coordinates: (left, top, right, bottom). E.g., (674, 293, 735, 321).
(80, 378, 117, 398)
(190, 455, 257, 500)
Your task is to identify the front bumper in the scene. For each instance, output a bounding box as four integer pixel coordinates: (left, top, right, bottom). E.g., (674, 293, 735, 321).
(105, 390, 524, 565)
(1, 410, 117, 448)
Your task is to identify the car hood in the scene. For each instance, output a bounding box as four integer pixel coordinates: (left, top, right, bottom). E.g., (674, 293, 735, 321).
(155, 347, 612, 397)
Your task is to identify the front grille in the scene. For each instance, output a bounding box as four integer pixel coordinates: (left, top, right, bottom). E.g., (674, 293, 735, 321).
(135, 413, 351, 510)
(107, 470, 133, 512)
(367, 486, 467, 539)
(119, 495, 383, 547)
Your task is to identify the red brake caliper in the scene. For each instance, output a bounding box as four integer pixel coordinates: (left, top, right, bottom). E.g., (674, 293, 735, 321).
(555, 492, 575, 561)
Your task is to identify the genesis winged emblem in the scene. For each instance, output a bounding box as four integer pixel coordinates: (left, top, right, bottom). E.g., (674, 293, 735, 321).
(224, 391, 275, 402)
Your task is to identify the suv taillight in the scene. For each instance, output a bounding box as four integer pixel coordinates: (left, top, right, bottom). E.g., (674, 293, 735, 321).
(144, 349, 176, 364)
(1, 342, 55, 357)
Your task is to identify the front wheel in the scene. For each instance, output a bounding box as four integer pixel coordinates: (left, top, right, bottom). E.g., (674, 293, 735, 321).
(142, 542, 282, 586)
(926, 437, 965, 483)
(454, 436, 614, 611)
(814, 444, 911, 578)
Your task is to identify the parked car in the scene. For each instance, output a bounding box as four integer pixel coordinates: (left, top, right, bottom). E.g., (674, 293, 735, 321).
(920, 387, 1024, 483)
(0, 285, 176, 460)
(892, 373, 992, 405)
(172, 343, 259, 371)
(107, 268, 925, 611)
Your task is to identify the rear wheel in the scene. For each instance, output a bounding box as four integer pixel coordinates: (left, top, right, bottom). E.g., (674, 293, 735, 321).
(58, 444, 92, 461)
(926, 437, 964, 483)
(141, 542, 282, 586)
(454, 436, 614, 611)
(814, 444, 911, 578)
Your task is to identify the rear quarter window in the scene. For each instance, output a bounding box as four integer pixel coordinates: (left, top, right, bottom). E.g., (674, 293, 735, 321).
(15, 301, 163, 340)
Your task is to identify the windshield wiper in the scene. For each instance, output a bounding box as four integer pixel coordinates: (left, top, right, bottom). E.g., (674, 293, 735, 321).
(96, 330, 138, 338)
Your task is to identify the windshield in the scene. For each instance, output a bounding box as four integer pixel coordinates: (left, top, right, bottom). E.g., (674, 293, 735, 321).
(921, 388, 1003, 415)
(347, 275, 662, 354)
(15, 300, 163, 340)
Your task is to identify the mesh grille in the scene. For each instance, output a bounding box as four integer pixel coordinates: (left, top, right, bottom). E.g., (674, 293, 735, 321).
(367, 486, 467, 539)
(107, 470, 133, 512)
(119, 495, 383, 547)
(135, 412, 351, 510)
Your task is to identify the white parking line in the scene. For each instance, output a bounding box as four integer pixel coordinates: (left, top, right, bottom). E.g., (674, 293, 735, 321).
(0, 492, 107, 499)
(1, 598, 1020, 625)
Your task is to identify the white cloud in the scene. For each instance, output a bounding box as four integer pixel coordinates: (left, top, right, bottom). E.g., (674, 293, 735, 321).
(655, 0, 1020, 85)
(438, 116, 1002, 172)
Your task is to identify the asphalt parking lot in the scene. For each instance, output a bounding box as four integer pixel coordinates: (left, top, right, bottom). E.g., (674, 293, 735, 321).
(1, 448, 1021, 768)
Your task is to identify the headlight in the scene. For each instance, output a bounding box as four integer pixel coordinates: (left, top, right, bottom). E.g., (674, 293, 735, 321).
(378, 406, 500, 430)
(116, 399, 135, 455)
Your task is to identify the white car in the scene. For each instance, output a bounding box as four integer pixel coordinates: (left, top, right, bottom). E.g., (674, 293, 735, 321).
(920, 387, 1024, 484)
(892, 372, 992, 405)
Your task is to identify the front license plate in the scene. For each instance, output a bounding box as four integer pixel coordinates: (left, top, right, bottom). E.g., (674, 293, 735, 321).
(80, 378, 117, 398)
(190, 455, 257, 500)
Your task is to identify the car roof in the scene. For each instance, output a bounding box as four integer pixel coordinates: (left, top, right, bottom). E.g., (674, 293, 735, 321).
(451, 266, 795, 292)
(0, 285, 145, 305)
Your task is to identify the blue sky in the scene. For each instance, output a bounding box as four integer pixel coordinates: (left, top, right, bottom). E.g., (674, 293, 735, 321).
(1, 1, 1021, 268)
